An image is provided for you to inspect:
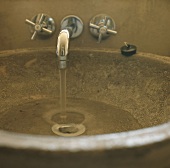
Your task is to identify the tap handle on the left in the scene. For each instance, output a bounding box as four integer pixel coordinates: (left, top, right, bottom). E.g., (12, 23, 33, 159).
(25, 13, 56, 40)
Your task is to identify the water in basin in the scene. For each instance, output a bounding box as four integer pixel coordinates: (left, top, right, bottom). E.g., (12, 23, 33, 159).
(0, 98, 142, 135)
(0, 48, 169, 136)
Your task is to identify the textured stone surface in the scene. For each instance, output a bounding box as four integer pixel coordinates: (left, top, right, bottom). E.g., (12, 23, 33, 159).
(0, 48, 169, 167)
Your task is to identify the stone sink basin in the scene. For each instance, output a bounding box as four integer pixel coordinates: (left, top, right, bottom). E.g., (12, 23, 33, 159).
(0, 48, 170, 167)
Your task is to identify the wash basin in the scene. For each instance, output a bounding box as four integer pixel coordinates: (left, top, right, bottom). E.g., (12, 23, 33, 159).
(0, 48, 170, 167)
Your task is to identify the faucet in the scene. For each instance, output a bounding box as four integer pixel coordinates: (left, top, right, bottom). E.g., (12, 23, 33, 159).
(56, 15, 84, 69)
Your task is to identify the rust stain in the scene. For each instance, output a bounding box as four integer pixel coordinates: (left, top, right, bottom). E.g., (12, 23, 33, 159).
(24, 58, 37, 68)
(29, 95, 47, 100)
(0, 66, 7, 76)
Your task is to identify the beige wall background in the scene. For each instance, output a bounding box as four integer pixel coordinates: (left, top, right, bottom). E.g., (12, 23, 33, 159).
(0, 0, 169, 56)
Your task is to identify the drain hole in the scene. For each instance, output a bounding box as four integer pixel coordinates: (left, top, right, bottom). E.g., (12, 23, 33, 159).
(52, 123, 86, 137)
(59, 125, 79, 134)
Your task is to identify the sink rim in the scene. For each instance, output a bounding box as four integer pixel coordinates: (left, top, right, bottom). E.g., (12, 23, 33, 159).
(0, 47, 169, 152)
(0, 122, 170, 152)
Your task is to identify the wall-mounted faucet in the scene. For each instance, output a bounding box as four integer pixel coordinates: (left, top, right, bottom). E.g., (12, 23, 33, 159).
(25, 13, 55, 40)
(25, 13, 116, 46)
(56, 15, 83, 69)
(89, 14, 117, 43)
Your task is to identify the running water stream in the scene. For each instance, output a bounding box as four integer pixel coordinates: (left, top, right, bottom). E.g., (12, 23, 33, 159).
(58, 68, 69, 124)
(59, 69, 66, 114)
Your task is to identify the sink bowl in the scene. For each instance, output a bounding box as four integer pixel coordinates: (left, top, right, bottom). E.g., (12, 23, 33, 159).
(0, 48, 170, 167)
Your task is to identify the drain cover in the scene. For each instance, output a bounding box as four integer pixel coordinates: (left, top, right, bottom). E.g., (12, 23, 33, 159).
(52, 123, 86, 137)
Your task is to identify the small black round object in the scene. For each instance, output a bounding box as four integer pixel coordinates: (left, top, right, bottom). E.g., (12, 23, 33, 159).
(120, 43, 137, 56)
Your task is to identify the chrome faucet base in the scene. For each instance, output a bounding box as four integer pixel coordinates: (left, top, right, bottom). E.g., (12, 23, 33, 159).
(61, 15, 83, 38)
(57, 15, 84, 69)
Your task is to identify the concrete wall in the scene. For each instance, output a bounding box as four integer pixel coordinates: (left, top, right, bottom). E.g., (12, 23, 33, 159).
(0, 0, 170, 56)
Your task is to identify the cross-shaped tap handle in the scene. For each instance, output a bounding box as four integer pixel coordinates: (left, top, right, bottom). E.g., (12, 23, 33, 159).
(89, 14, 117, 43)
(25, 13, 55, 40)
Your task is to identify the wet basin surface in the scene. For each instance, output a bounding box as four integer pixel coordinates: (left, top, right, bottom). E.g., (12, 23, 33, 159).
(0, 48, 169, 136)
(0, 48, 170, 168)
